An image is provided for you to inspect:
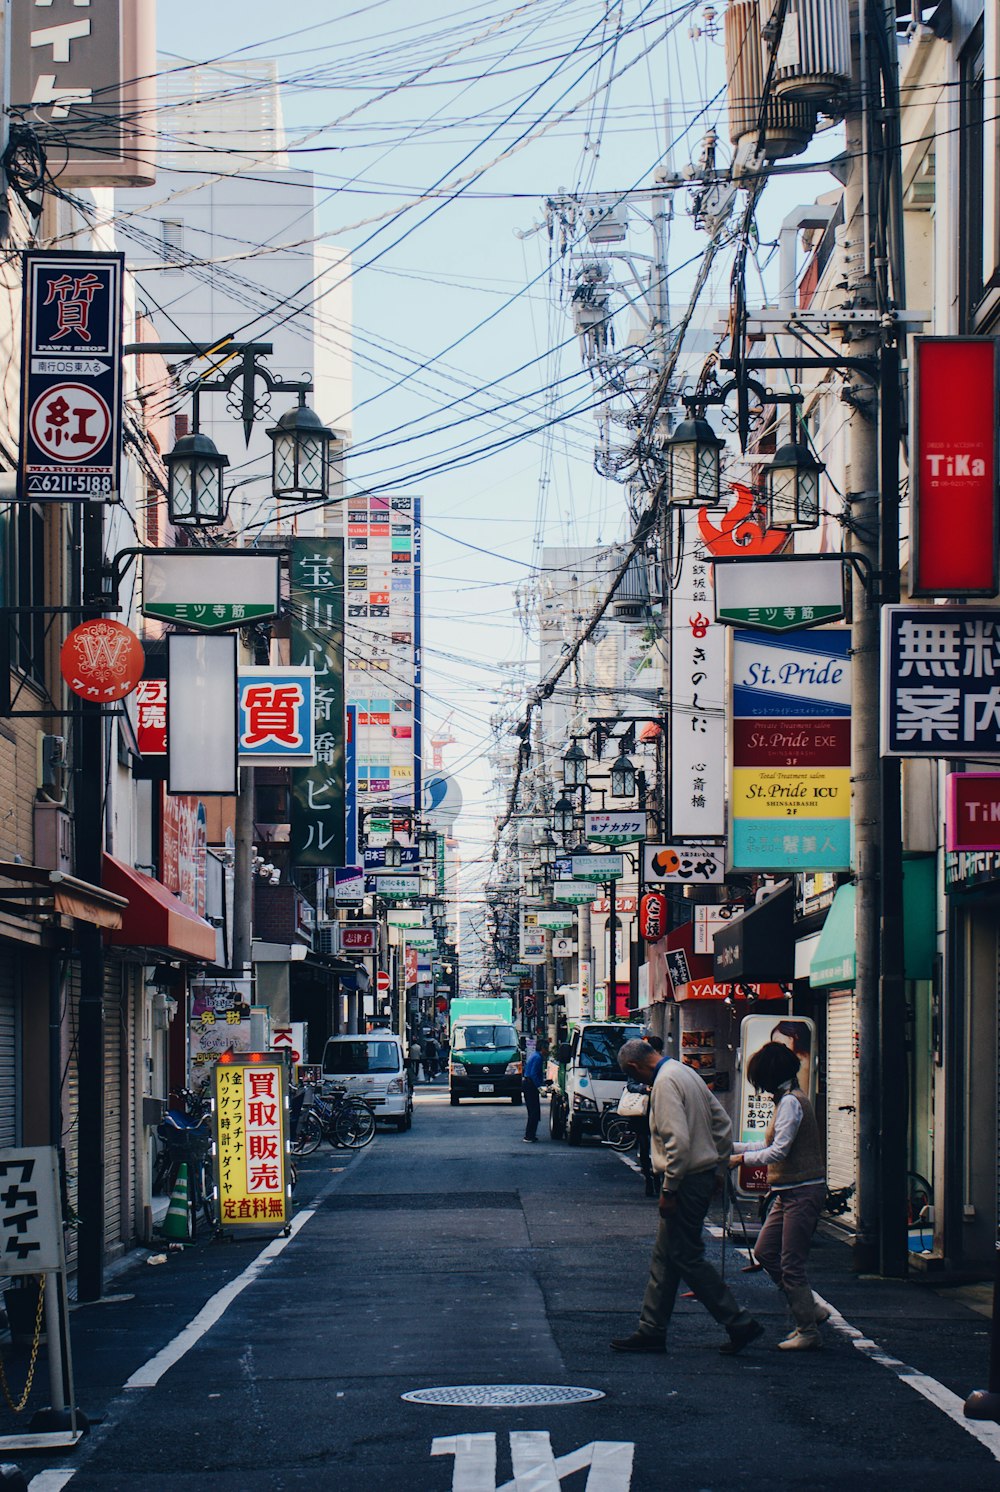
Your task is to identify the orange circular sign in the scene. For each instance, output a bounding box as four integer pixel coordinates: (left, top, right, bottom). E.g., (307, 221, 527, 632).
(60, 619, 145, 701)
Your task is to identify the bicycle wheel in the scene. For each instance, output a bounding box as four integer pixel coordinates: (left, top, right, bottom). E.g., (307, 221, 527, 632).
(604, 1117, 637, 1152)
(334, 1101, 376, 1149)
(291, 1110, 323, 1156)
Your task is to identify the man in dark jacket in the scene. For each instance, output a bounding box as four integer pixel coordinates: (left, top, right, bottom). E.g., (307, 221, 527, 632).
(522, 1038, 549, 1143)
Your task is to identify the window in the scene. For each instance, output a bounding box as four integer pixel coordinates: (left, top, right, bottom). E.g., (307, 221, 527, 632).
(161, 219, 184, 270)
(0, 504, 46, 683)
(322, 1040, 400, 1075)
(452, 1024, 519, 1052)
(579, 1025, 643, 1078)
(960, 22, 985, 329)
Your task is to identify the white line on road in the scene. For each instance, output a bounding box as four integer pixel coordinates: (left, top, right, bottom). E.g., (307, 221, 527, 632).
(433, 1433, 635, 1492)
(614, 1152, 1000, 1462)
(26, 1475, 75, 1492)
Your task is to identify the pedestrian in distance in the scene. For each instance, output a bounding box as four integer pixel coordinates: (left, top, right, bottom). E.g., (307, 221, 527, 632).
(633, 1032, 663, 1199)
(408, 1035, 423, 1088)
(424, 1033, 439, 1081)
(522, 1037, 549, 1143)
(611, 1038, 763, 1357)
(729, 1039, 828, 1351)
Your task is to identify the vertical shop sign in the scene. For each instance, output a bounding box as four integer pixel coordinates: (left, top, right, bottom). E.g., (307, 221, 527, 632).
(730, 629, 851, 871)
(669, 513, 726, 838)
(19, 252, 123, 501)
(290, 540, 345, 866)
(213, 1058, 289, 1230)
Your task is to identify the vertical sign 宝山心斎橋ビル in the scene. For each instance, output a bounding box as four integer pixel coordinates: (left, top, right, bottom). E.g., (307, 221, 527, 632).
(669, 513, 727, 840)
(730, 629, 852, 872)
(19, 252, 123, 502)
(290, 540, 345, 867)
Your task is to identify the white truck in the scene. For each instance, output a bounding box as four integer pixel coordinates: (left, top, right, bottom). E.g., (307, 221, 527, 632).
(548, 1019, 644, 1145)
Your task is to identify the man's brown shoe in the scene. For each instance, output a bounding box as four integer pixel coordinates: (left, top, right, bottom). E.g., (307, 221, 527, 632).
(610, 1332, 667, 1353)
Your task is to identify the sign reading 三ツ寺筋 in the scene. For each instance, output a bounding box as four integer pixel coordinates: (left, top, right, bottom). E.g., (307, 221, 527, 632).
(882, 606, 1000, 758)
(712, 556, 846, 631)
(213, 1059, 289, 1230)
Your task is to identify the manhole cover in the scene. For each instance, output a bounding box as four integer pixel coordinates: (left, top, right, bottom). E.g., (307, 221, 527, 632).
(401, 1385, 605, 1407)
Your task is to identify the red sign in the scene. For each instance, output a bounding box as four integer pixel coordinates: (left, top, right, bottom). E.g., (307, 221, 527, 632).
(639, 892, 668, 943)
(60, 619, 143, 700)
(376, 971, 391, 993)
(733, 718, 850, 768)
(946, 772, 1000, 851)
(590, 896, 637, 914)
(135, 678, 167, 755)
(913, 337, 999, 597)
(675, 980, 790, 1002)
(338, 924, 377, 953)
(404, 946, 418, 987)
(698, 482, 788, 558)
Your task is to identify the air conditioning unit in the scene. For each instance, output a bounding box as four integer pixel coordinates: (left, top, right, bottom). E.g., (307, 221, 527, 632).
(34, 801, 73, 873)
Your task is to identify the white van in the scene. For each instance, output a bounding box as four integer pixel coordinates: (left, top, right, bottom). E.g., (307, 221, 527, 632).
(320, 1034, 413, 1131)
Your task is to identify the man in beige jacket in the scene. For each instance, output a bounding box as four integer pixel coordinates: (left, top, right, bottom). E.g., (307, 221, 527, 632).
(611, 1039, 763, 1356)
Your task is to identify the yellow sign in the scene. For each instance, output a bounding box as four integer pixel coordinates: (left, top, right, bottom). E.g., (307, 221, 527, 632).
(731, 767, 850, 821)
(213, 1058, 290, 1229)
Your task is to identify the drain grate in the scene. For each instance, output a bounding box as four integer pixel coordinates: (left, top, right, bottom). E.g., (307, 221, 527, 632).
(333, 1192, 519, 1211)
(401, 1385, 605, 1407)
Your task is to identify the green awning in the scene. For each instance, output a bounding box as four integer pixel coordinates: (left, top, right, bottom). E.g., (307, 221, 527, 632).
(810, 884, 856, 988)
(903, 856, 936, 981)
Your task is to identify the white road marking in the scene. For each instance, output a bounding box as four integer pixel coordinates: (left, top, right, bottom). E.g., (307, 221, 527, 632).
(434, 1433, 635, 1492)
(614, 1153, 643, 1176)
(613, 1151, 1000, 1463)
(27, 1475, 76, 1492)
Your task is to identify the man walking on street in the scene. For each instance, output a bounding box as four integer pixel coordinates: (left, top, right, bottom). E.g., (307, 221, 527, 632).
(611, 1038, 763, 1356)
(522, 1037, 549, 1143)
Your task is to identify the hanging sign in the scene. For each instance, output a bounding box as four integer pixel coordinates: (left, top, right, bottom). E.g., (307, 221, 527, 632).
(61, 619, 143, 700)
(533, 908, 576, 931)
(669, 511, 727, 838)
(135, 678, 167, 755)
(639, 892, 668, 942)
(674, 979, 791, 1002)
(882, 606, 1000, 758)
(238, 667, 315, 765)
(336, 923, 378, 954)
(712, 555, 845, 631)
(694, 902, 745, 954)
(213, 1056, 290, 1231)
(19, 251, 124, 502)
(584, 811, 646, 845)
(366, 874, 418, 897)
(946, 772, 1000, 852)
(643, 842, 725, 885)
(334, 866, 365, 905)
(570, 853, 625, 883)
(289, 540, 345, 867)
(731, 628, 851, 871)
(553, 880, 597, 905)
(912, 337, 999, 598)
(141, 552, 281, 631)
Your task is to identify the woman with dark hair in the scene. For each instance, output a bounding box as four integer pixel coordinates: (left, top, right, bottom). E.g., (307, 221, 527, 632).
(730, 1040, 828, 1351)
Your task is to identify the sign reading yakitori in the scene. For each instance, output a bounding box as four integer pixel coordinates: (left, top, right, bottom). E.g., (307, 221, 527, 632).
(19, 252, 123, 501)
(912, 338, 999, 598)
(882, 607, 1000, 758)
(731, 628, 851, 872)
(643, 842, 725, 885)
(61, 619, 143, 700)
(946, 773, 1000, 852)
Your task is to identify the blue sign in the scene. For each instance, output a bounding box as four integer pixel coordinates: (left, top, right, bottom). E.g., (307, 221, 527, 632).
(364, 845, 419, 869)
(19, 251, 124, 500)
(238, 667, 315, 764)
(345, 705, 358, 866)
(882, 606, 1000, 758)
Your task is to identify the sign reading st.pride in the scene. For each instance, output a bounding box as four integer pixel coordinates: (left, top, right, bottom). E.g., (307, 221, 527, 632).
(730, 628, 851, 872)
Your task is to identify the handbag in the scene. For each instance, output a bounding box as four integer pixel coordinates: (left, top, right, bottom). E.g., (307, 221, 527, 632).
(617, 1088, 649, 1118)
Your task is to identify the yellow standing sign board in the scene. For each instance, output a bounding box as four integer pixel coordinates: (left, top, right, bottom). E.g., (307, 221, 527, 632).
(212, 1055, 291, 1231)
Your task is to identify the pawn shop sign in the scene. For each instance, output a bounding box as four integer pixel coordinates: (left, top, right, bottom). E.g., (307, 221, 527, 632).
(61, 619, 144, 700)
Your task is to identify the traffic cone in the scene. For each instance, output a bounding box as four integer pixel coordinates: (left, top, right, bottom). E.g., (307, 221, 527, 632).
(158, 1162, 192, 1243)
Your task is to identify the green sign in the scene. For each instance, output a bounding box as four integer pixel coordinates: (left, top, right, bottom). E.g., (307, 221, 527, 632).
(290, 540, 345, 867)
(556, 881, 597, 905)
(713, 556, 845, 633)
(141, 552, 281, 632)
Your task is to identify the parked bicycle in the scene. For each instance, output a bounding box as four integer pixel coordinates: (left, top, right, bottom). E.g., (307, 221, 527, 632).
(290, 1084, 376, 1153)
(153, 1109, 217, 1236)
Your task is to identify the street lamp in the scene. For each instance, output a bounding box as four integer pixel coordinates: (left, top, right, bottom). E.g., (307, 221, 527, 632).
(384, 835, 403, 871)
(664, 411, 724, 508)
(537, 829, 557, 868)
(764, 425, 824, 530)
(524, 871, 541, 898)
(610, 748, 637, 799)
(164, 430, 230, 527)
(563, 740, 588, 788)
(553, 796, 575, 835)
(418, 826, 437, 861)
(267, 393, 337, 501)
(432, 898, 445, 920)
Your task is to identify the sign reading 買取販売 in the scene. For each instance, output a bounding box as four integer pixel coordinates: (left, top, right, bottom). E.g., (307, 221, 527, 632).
(20, 252, 123, 502)
(911, 338, 1000, 598)
(213, 1057, 289, 1231)
(882, 607, 1000, 758)
(731, 628, 851, 872)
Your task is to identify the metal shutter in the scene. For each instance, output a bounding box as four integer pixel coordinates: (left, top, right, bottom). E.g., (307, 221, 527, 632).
(63, 961, 81, 1273)
(825, 989, 857, 1223)
(104, 962, 124, 1254)
(0, 952, 18, 1150)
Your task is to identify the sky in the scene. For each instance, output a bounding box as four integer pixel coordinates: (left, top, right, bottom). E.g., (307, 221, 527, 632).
(151, 0, 844, 917)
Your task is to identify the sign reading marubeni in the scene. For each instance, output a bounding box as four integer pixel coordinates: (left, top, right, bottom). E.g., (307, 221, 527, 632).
(11, 0, 157, 187)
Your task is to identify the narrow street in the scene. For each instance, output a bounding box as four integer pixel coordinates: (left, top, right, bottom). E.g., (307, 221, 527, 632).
(22, 1088, 1000, 1491)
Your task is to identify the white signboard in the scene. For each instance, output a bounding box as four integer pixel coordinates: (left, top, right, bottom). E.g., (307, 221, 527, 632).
(670, 513, 727, 837)
(579, 960, 593, 1020)
(694, 902, 745, 954)
(571, 853, 625, 883)
(551, 936, 577, 957)
(142, 551, 281, 631)
(553, 880, 596, 904)
(0, 1147, 64, 1274)
(533, 908, 576, 930)
(713, 555, 845, 631)
(271, 1022, 307, 1066)
(643, 842, 726, 885)
(584, 811, 646, 845)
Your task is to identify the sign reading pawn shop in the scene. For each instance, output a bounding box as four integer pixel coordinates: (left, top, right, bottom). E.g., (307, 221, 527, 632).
(213, 1054, 291, 1234)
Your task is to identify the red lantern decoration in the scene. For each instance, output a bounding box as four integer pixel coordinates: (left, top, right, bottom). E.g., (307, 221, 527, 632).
(639, 892, 668, 943)
(60, 619, 144, 701)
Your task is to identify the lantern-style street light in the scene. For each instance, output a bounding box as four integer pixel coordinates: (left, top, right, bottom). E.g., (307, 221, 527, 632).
(765, 422, 824, 530)
(267, 393, 337, 501)
(664, 410, 724, 508)
(563, 740, 588, 788)
(610, 748, 637, 798)
(537, 829, 557, 868)
(418, 826, 437, 861)
(384, 835, 404, 870)
(164, 430, 230, 527)
(553, 797, 576, 835)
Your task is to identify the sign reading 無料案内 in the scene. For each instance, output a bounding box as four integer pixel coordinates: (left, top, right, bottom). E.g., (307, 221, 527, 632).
(20, 252, 123, 502)
(882, 607, 1000, 758)
(731, 628, 852, 872)
(213, 1058, 290, 1231)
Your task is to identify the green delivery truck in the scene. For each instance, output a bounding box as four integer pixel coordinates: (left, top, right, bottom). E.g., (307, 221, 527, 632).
(448, 997, 524, 1106)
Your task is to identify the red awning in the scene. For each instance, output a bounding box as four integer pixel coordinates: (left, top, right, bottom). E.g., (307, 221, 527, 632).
(639, 721, 662, 742)
(102, 854, 217, 962)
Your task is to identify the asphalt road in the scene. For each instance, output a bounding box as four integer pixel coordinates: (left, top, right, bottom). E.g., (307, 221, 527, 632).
(17, 1083, 1000, 1490)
